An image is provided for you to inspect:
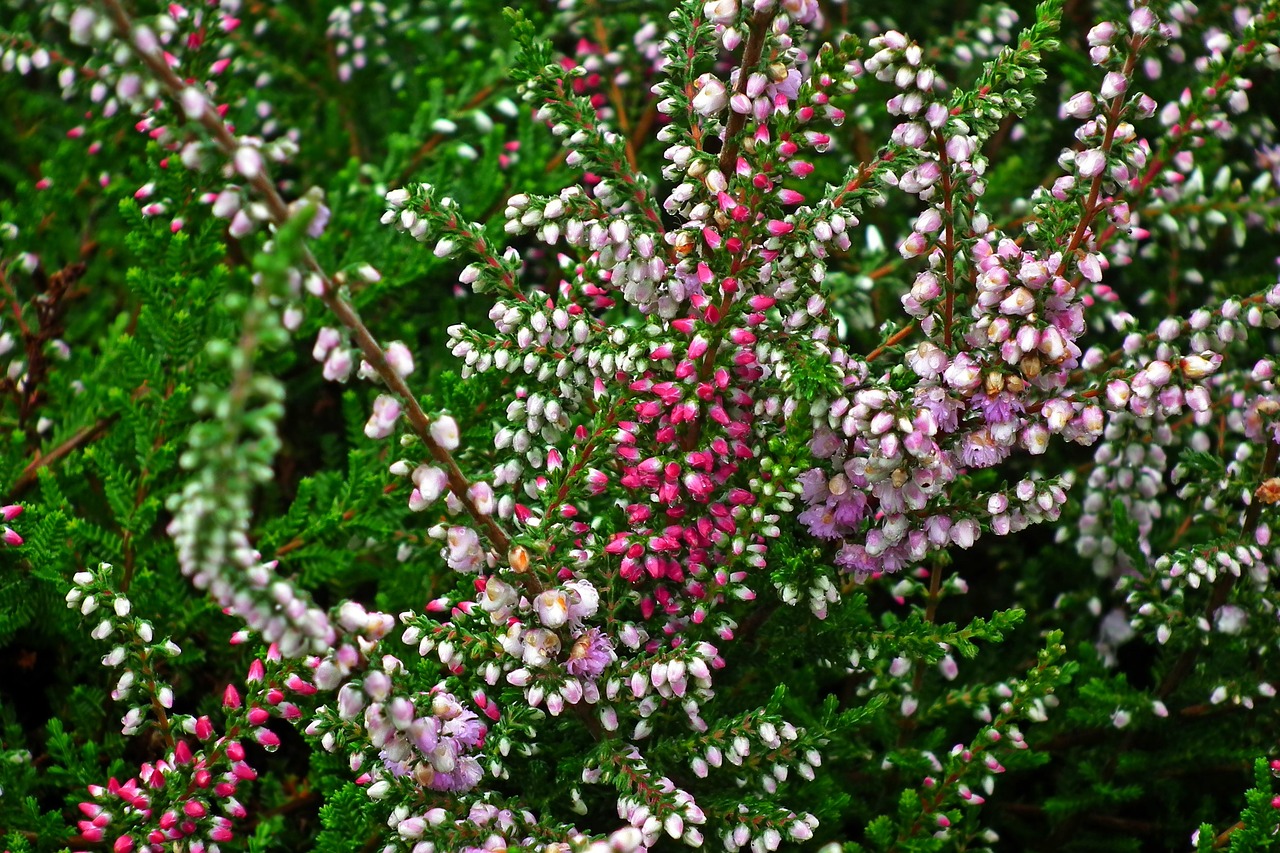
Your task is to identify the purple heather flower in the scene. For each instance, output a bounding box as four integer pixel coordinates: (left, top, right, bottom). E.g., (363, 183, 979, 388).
(915, 386, 961, 433)
(831, 492, 869, 527)
(797, 468, 830, 502)
(974, 392, 1024, 425)
(810, 426, 844, 458)
(799, 504, 841, 539)
(565, 627, 613, 679)
(834, 543, 876, 576)
(959, 428, 1011, 469)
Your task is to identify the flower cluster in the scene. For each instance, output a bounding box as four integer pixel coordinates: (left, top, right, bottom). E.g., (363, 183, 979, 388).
(66, 564, 263, 852)
(5, 0, 1280, 849)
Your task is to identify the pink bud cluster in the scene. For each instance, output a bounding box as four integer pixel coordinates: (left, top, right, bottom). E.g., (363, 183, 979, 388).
(0, 503, 21, 545)
(67, 565, 263, 853)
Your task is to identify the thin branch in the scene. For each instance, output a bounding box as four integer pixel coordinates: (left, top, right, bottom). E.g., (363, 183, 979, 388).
(10, 417, 114, 494)
(717, 10, 776, 176)
(100, 0, 514, 559)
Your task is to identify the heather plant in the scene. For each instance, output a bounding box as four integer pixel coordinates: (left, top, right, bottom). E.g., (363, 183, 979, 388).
(2, 0, 1280, 850)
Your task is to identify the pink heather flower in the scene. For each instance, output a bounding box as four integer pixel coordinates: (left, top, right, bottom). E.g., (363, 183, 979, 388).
(430, 415, 460, 450)
(1100, 72, 1128, 100)
(914, 208, 943, 234)
(1061, 91, 1095, 120)
(1, 505, 21, 522)
(179, 87, 206, 120)
(68, 6, 97, 44)
(899, 231, 929, 258)
(364, 395, 401, 439)
(313, 329, 341, 364)
(1075, 149, 1106, 179)
(306, 202, 331, 238)
(1078, 253, 1103, 282)
(1087, 21, 1117, 45)
(228, 209, 254, 238)
(467, 482, 495, 515)
(211, 188, 240, 219)
(322, 348, 353, 381)
(1129, 6, 1158, 34)
(2, 526, 22, 546)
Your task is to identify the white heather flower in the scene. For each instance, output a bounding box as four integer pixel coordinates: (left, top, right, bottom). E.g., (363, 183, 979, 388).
(179, 87, 206, 119)
(691, 75, 728, 116)
(234, 146, 264, 180)
(385, 341, 415, 377)
(703, 0, 738, 24)
(534, 590, 570, 628)
(1180, 353, 1218, 379)
(1214, 604, 1246, 634)
(430, 415, 460, 450)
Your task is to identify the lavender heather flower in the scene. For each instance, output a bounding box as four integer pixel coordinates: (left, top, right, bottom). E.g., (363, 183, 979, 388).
(566, 627, 614, 679)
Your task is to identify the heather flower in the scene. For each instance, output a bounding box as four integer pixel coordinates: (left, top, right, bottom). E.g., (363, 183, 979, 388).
(691, 75, 728, 116)
(8, 0, 1280, 850)
(565, 627, 614, 679)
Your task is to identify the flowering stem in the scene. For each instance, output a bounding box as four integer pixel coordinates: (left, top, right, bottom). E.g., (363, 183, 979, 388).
(11, 417, 113, 494)
(935, 133, 959, 350)
(1063, 37, 1143, 261)
(1155, 432, 1280, 701)
(717, 10, 776, 176)
(99, 0, 513, 556)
